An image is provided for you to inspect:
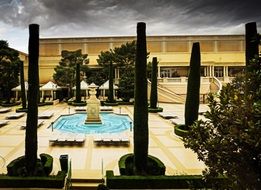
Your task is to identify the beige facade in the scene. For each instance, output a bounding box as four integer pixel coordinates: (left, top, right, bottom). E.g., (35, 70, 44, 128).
(19, 35, 249, 102)
(20, 35, 245, 83)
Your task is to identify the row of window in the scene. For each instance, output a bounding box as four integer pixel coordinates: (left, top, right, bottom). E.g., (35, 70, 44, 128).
(159, 66, 244, 78)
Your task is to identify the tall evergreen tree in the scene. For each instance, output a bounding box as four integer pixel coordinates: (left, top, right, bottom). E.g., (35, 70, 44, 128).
(185, 42, 201, 128)
(245, 22, 259, 66)
(19, 61, 27, 109)
(150, 57, 158, 109)
(25, 24, 39, 175)
(75, 62, 81, 103)
(0, 40, 20, 102)
(108, 61, 114, 102)
(134, 22, 148, 174)
(53, 49, 88, 99)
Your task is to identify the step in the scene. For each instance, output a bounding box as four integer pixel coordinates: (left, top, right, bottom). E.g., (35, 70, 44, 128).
(71, 178, 105, 190)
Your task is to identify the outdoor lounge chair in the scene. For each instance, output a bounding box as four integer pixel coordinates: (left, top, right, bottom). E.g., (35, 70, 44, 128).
(0, 120, 9, 127)
(100, 106, 113, 112)
(74, 107, 86, 112)
(75, 134, 86, 144)
(20, 120, 44, 130)
(158, 112, 178, 119)
(5, 112, 25, 119)
(0, 107, 11, 113)
(38, 111, 54, 119)
(93, 133, 130, 146)
(169, 118, 184, 126)
(49, 133, 86, 145)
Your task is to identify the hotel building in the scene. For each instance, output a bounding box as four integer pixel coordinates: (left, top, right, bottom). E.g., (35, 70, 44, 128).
(19, 35, 248, 103)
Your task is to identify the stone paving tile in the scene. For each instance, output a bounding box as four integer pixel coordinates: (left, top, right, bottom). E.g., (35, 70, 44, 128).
(0, 102, 207, 179)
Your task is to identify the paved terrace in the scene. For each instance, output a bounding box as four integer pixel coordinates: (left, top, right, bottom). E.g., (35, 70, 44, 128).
(0, 103, 208, 179)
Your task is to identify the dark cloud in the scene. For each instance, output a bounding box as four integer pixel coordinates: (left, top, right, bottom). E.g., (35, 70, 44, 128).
(0, 0, 260, 36)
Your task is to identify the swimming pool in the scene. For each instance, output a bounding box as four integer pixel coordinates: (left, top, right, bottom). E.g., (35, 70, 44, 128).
(51, 113, 132, 134)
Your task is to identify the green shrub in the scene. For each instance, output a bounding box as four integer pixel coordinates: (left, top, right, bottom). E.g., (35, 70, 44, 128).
(40, 153, 53, 176)
(118, 154, 165, 176)
(0, 171, 66, 188)
(7, 156, 25, 176)
(148, 107, 163, 113)
(106, 170, 229, 189)
(185, 42, 201, 128)
(7, 154, 54, 177)
(174, 125, 189, 137)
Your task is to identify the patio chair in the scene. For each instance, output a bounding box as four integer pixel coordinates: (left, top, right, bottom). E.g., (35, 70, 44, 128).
(169, 118, 184, 126)
(75, 107, 86, 112)
(38, 111, 54, 119)
(20, 120, 44, 130)
(100, 106, 113, 112)
(5, 112, 25, 119)
(74, 134, 86, 144)
(158, 112, 178, 119)
(0, 120, 9, 127)
(0, 107, 11, 113)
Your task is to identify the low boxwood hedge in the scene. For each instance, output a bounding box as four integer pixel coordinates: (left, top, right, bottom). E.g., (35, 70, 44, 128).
(0, 171, 66, 188)
(40, 153, 53, 176)
(148, 107, 163, 113)
(7, 154, 53, 177)
(103, 102, 119, 106)
(174, 124, 189, 137)
(118, 153, 165, 175)
(71, 101, 87, 106)
(106, 170, 229, 189)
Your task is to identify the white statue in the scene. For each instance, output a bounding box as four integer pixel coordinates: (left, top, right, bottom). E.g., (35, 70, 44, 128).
(85, 83, 102, 124)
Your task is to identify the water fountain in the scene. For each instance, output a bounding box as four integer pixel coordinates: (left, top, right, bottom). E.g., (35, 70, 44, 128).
(85, 83, 102, 124)
(51, 83, 132, 134)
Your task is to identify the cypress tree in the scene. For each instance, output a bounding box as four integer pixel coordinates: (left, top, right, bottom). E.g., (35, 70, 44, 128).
(108, 61, 114, 102)
(185, 42, 201, 128)
(245, 22, 259, 66)
(150, 57, 158, 109)
(134, 22, 148, 174)
(25, 24, 39, 175)
(19, 61, 27, 109)
(75, 62, 81, 103)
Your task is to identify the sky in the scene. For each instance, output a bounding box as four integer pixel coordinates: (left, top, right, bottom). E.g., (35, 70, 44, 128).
(0, 0, 260, 53)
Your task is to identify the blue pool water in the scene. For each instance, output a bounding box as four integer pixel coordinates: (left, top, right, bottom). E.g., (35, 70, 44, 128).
(51, 113, 132, 134)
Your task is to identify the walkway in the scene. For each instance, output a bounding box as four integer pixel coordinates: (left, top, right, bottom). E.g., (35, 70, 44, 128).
(0, 103, 208, 179)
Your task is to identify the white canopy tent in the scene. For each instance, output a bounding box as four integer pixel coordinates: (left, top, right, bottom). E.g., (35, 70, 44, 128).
(39, 81, 61, 101)
(99, 80, 118, 100)
(72, 80, 89, 100)
(11, 81, 28, 101)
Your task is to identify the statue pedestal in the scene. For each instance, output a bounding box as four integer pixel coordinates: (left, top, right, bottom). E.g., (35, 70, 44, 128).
(85, 83, 102, 124)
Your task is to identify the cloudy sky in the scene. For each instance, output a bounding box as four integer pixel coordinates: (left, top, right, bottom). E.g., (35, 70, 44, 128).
(0, 0, 260, 53)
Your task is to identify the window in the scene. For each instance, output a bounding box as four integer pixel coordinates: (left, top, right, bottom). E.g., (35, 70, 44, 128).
(214, 66, 224, 77)
(228, 66, 244, 77)
(160, 67, 187, 78)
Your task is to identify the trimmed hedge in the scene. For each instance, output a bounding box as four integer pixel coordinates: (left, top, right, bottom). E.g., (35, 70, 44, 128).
(148, 107, 163, 113)
(40, 153, 53, 176)
(16, 108, 28, 113)
(7, 154, 53, 177)
(71, 101, 87, 106)
(106, 170, 229, 189)
(0, 171, 66, 188)
(174, 124, 189, 137)
(103, 102, 119, 106)
(118, 153, 165, 176)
